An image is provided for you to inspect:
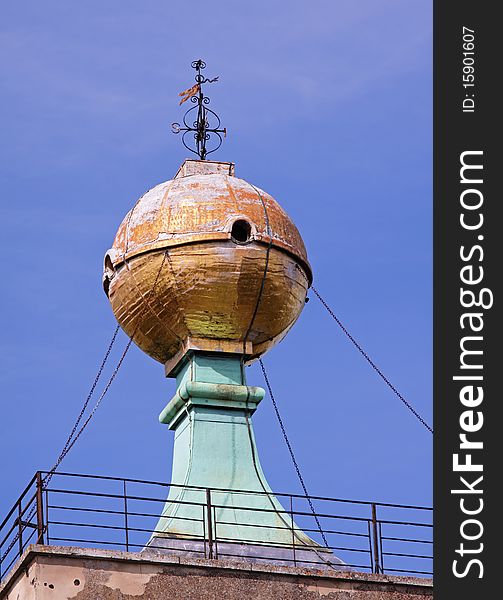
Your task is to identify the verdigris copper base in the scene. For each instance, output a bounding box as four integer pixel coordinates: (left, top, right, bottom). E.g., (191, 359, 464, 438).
(147, 352, 342, 569)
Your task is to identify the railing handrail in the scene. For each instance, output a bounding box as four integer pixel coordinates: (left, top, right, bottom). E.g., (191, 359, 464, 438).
(36, 470, 433, 511)
(0, 473, 37, 532)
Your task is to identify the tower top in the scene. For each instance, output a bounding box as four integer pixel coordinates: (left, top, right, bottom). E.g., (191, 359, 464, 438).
(172, 60, 226, 160)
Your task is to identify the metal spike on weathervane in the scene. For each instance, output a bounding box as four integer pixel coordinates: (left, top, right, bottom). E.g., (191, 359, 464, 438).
(172, 60, 227, 160)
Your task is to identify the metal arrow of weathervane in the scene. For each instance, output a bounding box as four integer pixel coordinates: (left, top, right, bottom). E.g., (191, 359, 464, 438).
(172, 60, 227, 160)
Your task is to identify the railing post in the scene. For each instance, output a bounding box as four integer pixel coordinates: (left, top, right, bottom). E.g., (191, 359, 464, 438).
(17, 501, 23, 557)
(44, 489, 50, 544)
(290, 495, 296, 567)
(367, 520, 374, 572)
(206, 489, 214, 559)
(35, 472, 45, 545)
(378, 520, 384, 573)
(371, 503, 381, 574)
(123, 480, 129, 552)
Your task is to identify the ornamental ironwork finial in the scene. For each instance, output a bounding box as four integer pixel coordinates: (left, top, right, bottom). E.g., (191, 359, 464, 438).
(172, 60, 226, 160)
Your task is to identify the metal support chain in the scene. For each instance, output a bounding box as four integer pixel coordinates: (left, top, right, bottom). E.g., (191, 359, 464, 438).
(296, 266, 433, 434)
(49, 337, 135, 468)
(259, 358, 330, 550)
(1, 253, 171, 565)
(46, 250, 169, 479)
(242, 182, 273, 352)
(45, 324, 121, 482)
(1, 325, 122, 564)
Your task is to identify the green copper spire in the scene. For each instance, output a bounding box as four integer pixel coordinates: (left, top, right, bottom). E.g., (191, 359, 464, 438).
(147, 352, 337, 567)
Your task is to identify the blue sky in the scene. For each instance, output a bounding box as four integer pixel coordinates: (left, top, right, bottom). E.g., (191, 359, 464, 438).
(1, 0, 431, 516)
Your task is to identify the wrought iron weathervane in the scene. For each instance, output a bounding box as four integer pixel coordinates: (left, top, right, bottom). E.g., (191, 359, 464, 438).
(172, 60, 226, 160)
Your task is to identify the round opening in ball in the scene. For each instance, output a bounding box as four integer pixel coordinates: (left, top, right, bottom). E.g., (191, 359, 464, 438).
(231, 219, 252, 244)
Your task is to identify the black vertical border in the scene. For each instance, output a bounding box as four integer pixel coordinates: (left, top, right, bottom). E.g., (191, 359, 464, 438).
(434, 2, 497, 597)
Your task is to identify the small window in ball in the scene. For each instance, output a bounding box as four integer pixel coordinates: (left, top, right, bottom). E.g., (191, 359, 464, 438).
(104, 254, 114, 276)
(231, 219, 252, 244)
(103, 254, 115, 297)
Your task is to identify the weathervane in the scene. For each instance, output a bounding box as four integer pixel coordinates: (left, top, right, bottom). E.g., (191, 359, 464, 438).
(172, 60, 226, 160)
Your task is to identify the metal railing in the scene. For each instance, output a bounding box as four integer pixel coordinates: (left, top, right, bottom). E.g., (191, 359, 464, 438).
(0, 472, 432, 582)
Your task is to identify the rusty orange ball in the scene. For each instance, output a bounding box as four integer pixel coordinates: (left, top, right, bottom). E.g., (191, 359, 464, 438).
(103, 160, 312, 371)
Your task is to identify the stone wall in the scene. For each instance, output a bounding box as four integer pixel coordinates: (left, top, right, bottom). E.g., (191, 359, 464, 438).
(0, 545, 433, 600)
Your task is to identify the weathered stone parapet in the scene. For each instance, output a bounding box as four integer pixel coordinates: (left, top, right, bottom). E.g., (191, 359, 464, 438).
(1, 545, 433, 599)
